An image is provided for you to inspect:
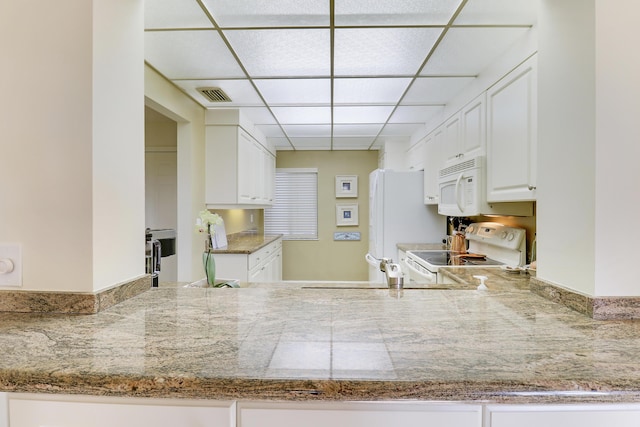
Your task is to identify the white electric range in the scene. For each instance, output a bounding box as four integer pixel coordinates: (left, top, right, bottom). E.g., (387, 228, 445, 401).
(403, 222, 526, 285)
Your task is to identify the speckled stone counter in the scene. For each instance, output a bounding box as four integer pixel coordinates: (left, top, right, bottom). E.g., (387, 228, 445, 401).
(209, 233, 282, 254)
(2, 275, 640, 404)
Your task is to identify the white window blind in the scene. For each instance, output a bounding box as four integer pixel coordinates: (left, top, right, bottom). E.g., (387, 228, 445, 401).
(265, 168, 318, 240)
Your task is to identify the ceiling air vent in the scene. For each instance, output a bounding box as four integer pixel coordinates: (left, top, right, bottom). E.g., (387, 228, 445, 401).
(197, 87, 232, 103)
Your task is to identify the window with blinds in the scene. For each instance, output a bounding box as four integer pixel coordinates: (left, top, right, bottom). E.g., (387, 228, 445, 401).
(264, 168, 318, 240)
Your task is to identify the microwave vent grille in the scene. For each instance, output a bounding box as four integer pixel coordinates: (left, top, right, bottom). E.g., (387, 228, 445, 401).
(439, 158, 477, 177)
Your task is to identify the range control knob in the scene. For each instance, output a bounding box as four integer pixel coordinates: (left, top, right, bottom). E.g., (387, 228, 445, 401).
(507, 232, 515, 241)
(500, 231, 508, 239)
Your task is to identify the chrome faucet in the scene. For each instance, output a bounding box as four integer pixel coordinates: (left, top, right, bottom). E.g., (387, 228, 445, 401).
(379, 258, 403, 289)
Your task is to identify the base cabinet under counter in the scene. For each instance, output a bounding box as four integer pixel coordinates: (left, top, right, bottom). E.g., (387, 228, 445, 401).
(214, 237, 282, 283)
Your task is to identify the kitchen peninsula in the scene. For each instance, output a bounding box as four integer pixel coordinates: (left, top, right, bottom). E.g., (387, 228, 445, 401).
(2, 267, 640, 412)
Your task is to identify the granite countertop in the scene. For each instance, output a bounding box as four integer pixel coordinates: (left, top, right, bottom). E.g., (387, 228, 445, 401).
(209, 233, 282, 254)
(2, 269, 640, 404)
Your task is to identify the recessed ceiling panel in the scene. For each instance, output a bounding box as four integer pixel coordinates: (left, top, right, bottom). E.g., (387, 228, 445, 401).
(145, 31, 244, 79)
(175, 79, 264, 106)
(333, 124, 384, 136)
(420, 27, 531, 75)
(335, 0, 463, 26)
(224, 29, 330, 77)
(334, 78, 412, 104)
(388, 106, 443, 123)
(144, 0, 213, 29)
(271, 106, 331, 124)
(333, 106, 395, 124)
(379, 123, 425, 136)
(402, 77, 475, 105)
(455, 0, 538, 25)
(201, 0, 328, 27)
(282, 125, 331, 137)
(334, 28, 443, 76)
(254, 79, 331, 105)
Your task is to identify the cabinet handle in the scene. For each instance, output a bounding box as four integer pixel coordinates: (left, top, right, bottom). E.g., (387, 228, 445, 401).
(528, 185, 537, 191)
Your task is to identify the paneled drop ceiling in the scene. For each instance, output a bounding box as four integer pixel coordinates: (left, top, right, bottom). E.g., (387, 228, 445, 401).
(144, 0, 537, 151)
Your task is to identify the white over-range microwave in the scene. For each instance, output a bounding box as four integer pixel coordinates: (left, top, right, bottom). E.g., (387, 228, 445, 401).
(437, 156, 532, 217)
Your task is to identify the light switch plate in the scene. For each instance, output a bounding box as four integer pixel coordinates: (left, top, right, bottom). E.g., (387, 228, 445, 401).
(0, 244, 22, 287)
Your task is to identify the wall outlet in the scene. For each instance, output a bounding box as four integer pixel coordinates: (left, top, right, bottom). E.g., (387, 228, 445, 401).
(0, 244, 22, 287)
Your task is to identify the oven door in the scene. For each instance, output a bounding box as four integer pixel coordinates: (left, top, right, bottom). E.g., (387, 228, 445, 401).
(401, 256, 437, 285)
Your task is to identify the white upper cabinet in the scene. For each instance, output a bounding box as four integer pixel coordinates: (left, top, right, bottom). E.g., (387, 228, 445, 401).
(205, 110, 275, 208)
(486, 55, 538, 202)
(442, 94, 486, 164)
(423, 128, 443, 205)
(406, 139, 426, 171)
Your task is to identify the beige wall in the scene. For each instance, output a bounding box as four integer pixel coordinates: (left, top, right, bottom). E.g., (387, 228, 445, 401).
(276, 151, 379, 281)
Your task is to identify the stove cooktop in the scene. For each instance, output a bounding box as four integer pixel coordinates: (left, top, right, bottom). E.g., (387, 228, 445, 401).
(408, 250, 506, 268)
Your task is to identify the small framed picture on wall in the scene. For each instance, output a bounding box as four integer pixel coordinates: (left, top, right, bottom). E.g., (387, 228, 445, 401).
(335, 175, 358, 198)
(336, 203, 359, 226)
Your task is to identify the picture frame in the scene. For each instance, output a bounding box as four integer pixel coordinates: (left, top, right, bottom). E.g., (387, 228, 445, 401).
(336, 203, 359, 226)
(335, 175, 358, 198)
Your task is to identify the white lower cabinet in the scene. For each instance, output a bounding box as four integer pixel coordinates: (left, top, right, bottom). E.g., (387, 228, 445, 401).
(238, 401, 482, 427)
(7, 394, 235, 427)
(486, 404, 640, 427)
(216, 238, 283, 283)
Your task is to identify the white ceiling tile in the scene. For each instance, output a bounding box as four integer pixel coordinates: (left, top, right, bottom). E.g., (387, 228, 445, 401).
(201, 0, 329, 27)
(174, 80, 263, 106)
(256, 125, 286, 138)
(388, 106, 443, 123)
(334, 78, 412, 104)
(282, 125, 331, 137)
(334, 28, 443, 76)
(224, 29, 330, 77)
(332, 124, 383, 137)
(379, 123, 425, 136)
(455, 0, 538, 25)
(333, 106, 395, 124)
(335, 0, 463, 26)
(420, 27, 531, 75)
(271, 106, 331, 124)
(144, 0, 213, 29)
(402, 77, 475, 104)
(254, 79, 331, 105)
(145, 31, 244, 79)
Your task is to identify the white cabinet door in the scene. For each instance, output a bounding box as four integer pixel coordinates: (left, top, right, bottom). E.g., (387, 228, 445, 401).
(406, 139, 425, 171)
(442, 112, 462, 163)
(423, 128, 443, 205)
(239, 401, 482, 427)
(461, 93, 486, 158)
(487, 404, 640, 427)
(237, 129, 256, 204)
(9, 395, 234, 427)
(486, 55, 537, 202)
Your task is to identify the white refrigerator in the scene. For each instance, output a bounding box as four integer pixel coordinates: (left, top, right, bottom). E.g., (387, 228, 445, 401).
(368, 169, 446, 282)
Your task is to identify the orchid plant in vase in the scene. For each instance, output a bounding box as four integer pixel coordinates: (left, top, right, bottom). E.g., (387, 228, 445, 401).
(195, 210, 222, 285)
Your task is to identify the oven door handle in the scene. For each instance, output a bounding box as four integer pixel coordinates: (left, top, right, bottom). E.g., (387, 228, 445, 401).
(401, 258, 436, 282)
(455, 172, 465, 213)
